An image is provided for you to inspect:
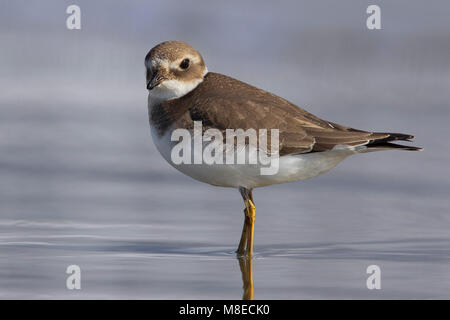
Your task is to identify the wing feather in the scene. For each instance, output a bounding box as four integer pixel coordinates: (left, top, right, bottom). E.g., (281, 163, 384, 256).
(157, 73, 416, 156)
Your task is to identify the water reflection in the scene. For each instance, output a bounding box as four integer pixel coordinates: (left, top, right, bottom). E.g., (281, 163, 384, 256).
(3, 233, 450, 298)
(238, 256, 254, 300)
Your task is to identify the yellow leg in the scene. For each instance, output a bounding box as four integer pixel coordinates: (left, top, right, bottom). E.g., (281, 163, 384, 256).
(237, 188, 255, 298)
(237, 187, 255, 257)
(237, 208, 249, 255)
(244, 199, 256, 257)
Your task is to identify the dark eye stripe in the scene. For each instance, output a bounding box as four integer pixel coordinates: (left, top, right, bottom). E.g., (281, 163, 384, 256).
(180, 58, 190, 69)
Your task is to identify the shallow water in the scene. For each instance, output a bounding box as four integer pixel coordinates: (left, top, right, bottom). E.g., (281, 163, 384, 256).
(1, 0, 450, 299)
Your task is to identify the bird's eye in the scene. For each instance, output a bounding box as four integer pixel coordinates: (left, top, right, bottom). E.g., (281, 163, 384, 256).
(179, 58, 190, 70)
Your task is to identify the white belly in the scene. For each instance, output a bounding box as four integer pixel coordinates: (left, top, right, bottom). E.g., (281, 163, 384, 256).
(150, 126, 356, 189)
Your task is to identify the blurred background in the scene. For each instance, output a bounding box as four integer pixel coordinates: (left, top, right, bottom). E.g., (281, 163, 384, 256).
(0, 0, 449, 299)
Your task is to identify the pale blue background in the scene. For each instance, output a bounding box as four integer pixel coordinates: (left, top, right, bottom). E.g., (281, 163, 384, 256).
(0, 0, 449, 298)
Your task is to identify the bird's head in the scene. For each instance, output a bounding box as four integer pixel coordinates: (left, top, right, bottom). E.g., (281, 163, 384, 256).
(145, 41, 208, 101)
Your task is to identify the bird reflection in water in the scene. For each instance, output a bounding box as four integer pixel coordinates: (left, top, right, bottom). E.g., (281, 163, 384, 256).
(238, 256, 254, 300)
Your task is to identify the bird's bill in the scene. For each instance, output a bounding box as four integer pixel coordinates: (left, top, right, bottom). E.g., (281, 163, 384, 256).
(146, 72, 166, 90)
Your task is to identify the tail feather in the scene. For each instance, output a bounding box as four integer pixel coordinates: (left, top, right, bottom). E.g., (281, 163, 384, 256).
(367, 133, 422, 151)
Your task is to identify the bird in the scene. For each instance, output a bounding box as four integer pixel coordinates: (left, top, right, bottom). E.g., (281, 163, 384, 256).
(145, 41, 422, 258)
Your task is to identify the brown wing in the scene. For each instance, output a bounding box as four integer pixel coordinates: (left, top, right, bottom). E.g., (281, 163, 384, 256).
(160, 72, 417, 155)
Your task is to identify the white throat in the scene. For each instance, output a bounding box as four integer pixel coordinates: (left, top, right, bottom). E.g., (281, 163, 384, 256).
(148, 69, 208, 108)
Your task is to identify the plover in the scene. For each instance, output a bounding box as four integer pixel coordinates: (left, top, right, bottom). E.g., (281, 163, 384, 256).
(145, 41, 421, 257)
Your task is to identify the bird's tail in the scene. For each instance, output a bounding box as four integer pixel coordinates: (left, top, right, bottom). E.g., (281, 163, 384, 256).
(366, 133, 423, 151)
